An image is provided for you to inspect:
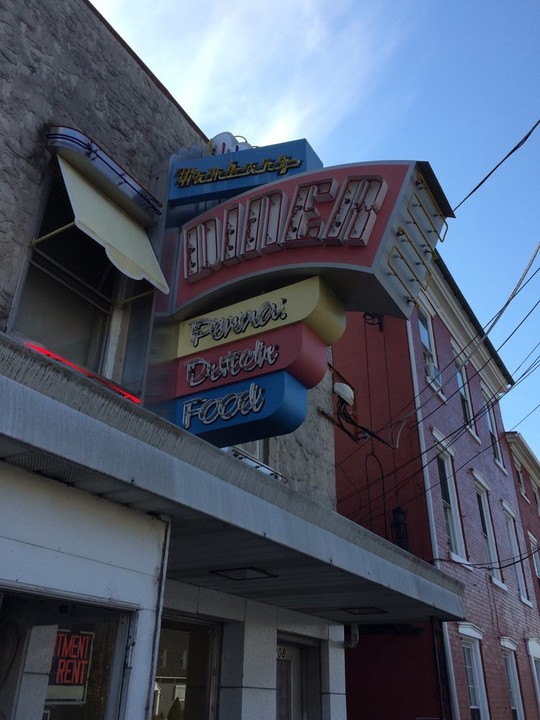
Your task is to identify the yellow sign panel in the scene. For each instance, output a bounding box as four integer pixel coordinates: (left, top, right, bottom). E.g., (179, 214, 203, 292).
(176, 276, 345, 358)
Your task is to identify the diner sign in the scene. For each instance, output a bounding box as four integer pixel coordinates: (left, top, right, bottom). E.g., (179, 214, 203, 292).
(169, 139, 322, 205)
(176, 323, 328, 396)
(162, 145, 450, 446)
(173, 161, 447, 322)
(172, 370, 307, 446)
(176, 276, 345, 356)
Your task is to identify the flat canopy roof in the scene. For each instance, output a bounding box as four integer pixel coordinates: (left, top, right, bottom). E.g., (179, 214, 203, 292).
(0, 336, 464, 625)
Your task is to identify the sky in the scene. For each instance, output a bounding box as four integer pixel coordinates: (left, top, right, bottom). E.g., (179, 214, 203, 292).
(89, 0, 540, 457)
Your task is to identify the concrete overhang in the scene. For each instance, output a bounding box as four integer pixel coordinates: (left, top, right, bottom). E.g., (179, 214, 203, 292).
(0, 335, 465, 624)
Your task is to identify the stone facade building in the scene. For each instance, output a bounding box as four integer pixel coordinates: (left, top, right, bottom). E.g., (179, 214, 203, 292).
(0, 2, 464, 719)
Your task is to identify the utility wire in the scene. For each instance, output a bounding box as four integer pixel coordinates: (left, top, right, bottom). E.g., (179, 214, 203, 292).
(512, 340, 540, 377)
(334, 171, 540, 514)
(453, 119, 540, 212)
(355, 255, 540, 453)
(336, 120, 540, 564)
(341, 354, 540, 519)
(338, 321, 540, 521)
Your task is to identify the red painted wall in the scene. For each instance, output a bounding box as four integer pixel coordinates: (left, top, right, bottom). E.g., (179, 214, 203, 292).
(332, 307, 540, 720)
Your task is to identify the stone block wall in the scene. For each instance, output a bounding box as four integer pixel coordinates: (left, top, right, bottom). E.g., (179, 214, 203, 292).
(0, 0, 338, 510)
(0, 0, 206, 329)
(268, 367, 337, 508)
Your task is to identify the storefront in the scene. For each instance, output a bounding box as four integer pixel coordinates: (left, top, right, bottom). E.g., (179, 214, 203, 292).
(0, 459, 167, 719)
(0, 336, 464, 720)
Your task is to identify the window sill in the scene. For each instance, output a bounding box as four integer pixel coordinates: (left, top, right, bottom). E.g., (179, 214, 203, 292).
(425, 379, 446, 401)
(494, 457, 508, 475)
(466, 426, 481, 444)
(491, 576, 507, 591)
(450, 552, 473, 570)
(520, 595, 533, 608)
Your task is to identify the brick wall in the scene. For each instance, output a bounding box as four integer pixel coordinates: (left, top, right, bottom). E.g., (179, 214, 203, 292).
(333, 298, 540, 718)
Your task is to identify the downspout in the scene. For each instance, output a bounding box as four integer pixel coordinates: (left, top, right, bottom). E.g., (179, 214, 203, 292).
(145, 515, 171, 718)
(406, 320, 460, 720)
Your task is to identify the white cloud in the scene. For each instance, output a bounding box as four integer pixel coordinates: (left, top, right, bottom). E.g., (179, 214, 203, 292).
(89, 0, 420, 152)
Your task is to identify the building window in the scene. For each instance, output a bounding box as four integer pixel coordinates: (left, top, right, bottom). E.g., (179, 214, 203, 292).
(515, 463, 527, 497)
(482, 392, 503, 464)
(532, 484, 540, 516)
(474, 476, 501, 582)
(501, 642, 525, 720)
(528, 533, 540, 583)
(0, 590, 129, 719)
(456, 359, 474, 429)
(437, 452, 466, 559)
(154, 618, 220, 720)
(527, 639, 540, 713)
(460, 636, 489, 720)
(12, 162, 156, 396)
(503, 505, 529, 602)
(418, 309, 441, 390)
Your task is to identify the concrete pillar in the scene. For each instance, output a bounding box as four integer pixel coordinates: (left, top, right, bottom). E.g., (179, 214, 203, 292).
(219, 603, 277, 720)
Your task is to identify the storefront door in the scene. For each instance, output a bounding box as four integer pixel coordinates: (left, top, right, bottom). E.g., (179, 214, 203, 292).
(276, 644, 302, 720)
(153, 619, 220, 720)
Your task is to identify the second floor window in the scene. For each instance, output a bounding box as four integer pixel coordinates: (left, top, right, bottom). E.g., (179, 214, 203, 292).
(11, 158, 159, 397)
(483, 392, 502, 464)
(503, 649, 525, 720)
(475, 482, 501, 582)
(418, 310, 441, 390)
(504, 508, 528, 602)
(528, 534, 540, 583)
(456, 360, 474, 429)
(437, 453, 466, 559)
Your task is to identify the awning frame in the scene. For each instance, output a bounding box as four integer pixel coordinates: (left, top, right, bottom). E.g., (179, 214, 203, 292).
(55, 155, 169, 294)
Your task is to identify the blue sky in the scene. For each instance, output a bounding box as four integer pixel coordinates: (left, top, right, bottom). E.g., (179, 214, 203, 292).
(90, 0, 540, 457)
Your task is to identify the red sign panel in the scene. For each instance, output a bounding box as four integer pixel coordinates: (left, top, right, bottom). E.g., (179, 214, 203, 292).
(47, 628, 94, 704)
(174, 161, 448, 321)
(176, 322, 328, 397)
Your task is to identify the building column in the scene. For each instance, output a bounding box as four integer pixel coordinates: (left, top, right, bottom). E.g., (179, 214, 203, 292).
(219, 603, 278, 720)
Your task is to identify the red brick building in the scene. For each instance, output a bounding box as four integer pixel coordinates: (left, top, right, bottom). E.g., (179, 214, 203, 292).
(332, 256, 540, 719)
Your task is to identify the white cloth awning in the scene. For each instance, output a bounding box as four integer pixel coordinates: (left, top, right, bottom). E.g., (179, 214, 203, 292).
(57, 156, 169, 294)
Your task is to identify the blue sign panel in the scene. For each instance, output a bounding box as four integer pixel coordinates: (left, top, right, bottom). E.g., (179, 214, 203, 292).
(169, 139, 323, 205)
(171, 370, 307, 447)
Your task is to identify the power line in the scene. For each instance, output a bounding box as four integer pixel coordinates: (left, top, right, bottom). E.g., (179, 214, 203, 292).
(340, 359, 540, 523)
(336, 304, 540, 523)
(453, 119, 540, 213)
(335, 281, 540, 507)
(361, 253, 540, 451)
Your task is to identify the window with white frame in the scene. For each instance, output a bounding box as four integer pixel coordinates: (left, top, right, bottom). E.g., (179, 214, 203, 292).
(456, 358, 474, 429)
(515, 461, 527, 498)
(532, 484, 540, 516)
(436, 450, 466, 559)
(482, 391, 503, 464)
(418, 309, 441, 390)
(459, 624, 490, 720)
(527, 639, 540, 713)
(528, 533, 540, 584)
(503, 503, 529, 602)
(501, 639, 525, 720)
(473, 472, 501, 583)
(12, 158, 162, 397)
